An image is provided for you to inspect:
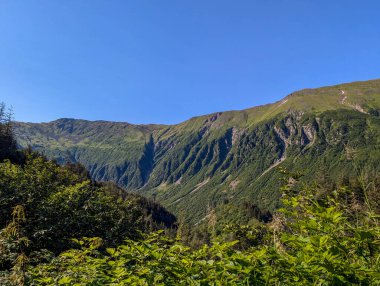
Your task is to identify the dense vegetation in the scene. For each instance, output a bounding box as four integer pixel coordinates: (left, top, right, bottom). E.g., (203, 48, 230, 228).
(2, 76, 380, 285)
(0, 105, 177, 284)
(0, 154, 177, 282)
(6, 170, 379, 285)
(2, 129, 380, 284)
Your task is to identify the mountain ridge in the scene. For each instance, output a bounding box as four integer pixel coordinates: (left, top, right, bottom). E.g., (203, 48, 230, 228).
(14, 78, 380, 224)
(18, 78, 380, 127)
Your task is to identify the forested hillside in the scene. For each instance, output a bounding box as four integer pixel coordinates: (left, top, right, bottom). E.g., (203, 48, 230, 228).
(0, 93, 379, 284)
(0, 107, 178, 284)
(15, 79, 380, 225)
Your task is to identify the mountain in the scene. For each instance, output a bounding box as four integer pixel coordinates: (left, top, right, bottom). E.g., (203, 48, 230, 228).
(14, 79, 380, 224)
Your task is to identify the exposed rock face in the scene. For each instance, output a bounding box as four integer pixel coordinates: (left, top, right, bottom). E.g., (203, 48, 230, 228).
(301, 124, 316, 146)
(231, 127, 245, 145)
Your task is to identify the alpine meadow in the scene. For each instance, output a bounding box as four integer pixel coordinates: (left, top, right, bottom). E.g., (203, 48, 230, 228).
(1, 1, 380, 285)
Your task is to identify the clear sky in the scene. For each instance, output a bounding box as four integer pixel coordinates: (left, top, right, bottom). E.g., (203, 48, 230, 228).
(1, 1, 380, 124)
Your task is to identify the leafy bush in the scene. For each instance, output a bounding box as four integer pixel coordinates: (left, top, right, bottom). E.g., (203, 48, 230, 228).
(0, 153, 176, 284)
(26, 176, 380, 285)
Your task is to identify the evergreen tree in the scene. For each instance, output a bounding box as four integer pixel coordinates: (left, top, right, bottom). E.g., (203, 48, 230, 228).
(0, 103, 17, 161)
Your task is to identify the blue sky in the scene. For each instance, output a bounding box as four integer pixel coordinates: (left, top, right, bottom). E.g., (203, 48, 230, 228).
(1, 1, 380, 124)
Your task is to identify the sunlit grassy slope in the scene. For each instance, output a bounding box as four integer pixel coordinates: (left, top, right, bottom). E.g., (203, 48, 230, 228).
(15, 78, 380, 224)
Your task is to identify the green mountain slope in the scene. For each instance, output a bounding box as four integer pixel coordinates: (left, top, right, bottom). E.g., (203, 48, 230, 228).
(14, 79, 380, 224)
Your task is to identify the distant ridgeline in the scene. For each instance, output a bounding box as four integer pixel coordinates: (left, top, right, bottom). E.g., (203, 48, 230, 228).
(15, 79, 380, 225)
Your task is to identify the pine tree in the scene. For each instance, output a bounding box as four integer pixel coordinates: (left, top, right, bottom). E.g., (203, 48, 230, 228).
(0, 103, 17, 161)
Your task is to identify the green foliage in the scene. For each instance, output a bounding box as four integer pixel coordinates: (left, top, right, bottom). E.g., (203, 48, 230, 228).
(0, 152, 176, 284)
(0, 103, 18, 162)
(26, 180, 380, 285)
(0, 205, 29, 285)
(0, 155, 133, 252)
